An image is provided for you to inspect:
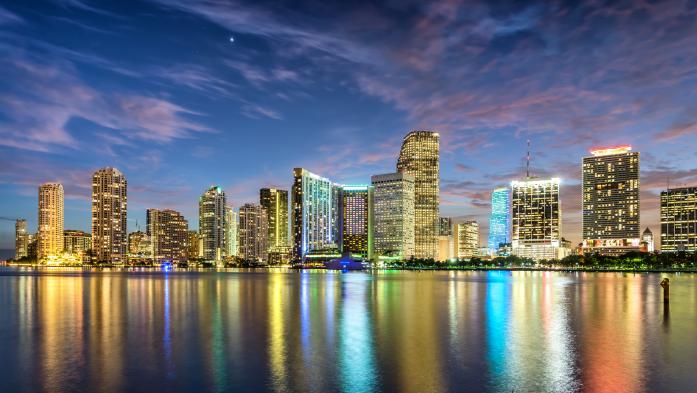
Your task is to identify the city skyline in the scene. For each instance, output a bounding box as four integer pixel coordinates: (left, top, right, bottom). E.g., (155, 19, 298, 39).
(3, 0, 697, 248)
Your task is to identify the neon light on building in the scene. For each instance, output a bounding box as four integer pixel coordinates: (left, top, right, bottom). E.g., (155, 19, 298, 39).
(487, 187, 510, 253)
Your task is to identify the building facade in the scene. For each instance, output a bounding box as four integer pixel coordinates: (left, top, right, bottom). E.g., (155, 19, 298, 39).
(199, 186, 226, 261)
(260, 188, 289, 253)
(487, 187, 510, 253)
(225, 206, 238, 258)
(642, 227, 654, 253)
(372, 172, 415, 261)
(582, 146, 640, 255)
(339, 185, 374, 258)
(455, 221, 479, 259)
(187, 230, 201, 260)
(291, 168, 339, 259)
(128, 231, 151, 258)
(64, 230, 91, 259)
(396, 131, 440, 259)
(38, 182, 64, 260)
(661, 187, 697, 252)
(239, 203, 269, 262)
(15, 219, 29, 259)
(92, 168, 127, 264)
(511, 178, 566, 260)
(147, 209, 188, 262)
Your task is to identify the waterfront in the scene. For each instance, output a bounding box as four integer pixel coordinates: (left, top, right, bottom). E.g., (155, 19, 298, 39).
(1, 269, 696, 392)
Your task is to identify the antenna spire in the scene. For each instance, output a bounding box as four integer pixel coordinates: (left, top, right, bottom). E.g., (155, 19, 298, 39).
(526, 139, 531, 179)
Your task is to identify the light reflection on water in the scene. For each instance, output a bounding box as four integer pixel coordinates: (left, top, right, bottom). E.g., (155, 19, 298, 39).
(0, 268, 696, 392)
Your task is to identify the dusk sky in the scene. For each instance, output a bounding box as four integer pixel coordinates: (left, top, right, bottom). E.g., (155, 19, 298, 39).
(1, 0, 697, 249)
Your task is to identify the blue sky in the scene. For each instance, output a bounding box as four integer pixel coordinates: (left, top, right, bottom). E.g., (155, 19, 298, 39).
(1, 0, 697, 248)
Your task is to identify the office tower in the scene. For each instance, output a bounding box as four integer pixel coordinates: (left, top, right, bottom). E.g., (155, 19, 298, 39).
(487, 187, 510, 253)
(291, 168, 339, 259)
(225, 206, 238, 257)
(511, 178, 566, 260)
(27, 234, 37, 259)
(63, 230, 91, 256)
(92, 168, 127, 264)
(199, 186, 226, 261)
(660, 187, 697, 252)
(339, 185, 374, 258)
(437, 217, 453, 261)
(642, 228, 654, 253)
(239, 203, 269, 262)
(455, 220, 479, 259)
(372, 172, 415, 260)
(439, 217, 452, 236)
(37, 182, 64, 260)
(397, 130, 440, 259)
(15, 219, 28, 259)
(582, 146, 640, 255)
(147, 209, 188, 262)
(187, 230, 201, 260)
(260, 188, 289, 252)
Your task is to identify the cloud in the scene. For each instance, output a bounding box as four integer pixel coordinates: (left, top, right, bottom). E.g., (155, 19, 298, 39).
(0, 5, 23, 25)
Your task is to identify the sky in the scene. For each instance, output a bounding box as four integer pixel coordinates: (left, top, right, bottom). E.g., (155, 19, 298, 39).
(1, 0, 697, 249)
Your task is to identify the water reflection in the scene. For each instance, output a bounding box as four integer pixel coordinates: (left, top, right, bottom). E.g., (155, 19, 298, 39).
(0, 269, 696, 392)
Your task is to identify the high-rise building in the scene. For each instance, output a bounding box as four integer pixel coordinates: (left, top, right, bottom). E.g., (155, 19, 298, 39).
(128, 231, 151, 257)
(437, 217, 453, 261)
(239, 203, 269, 262)
(199, 186, 226, 261)
(260, 188, 289, 253)
(63, 230, 91, 257)
(439, 217, 452, 236)
(372, 172, 415, 260)
(660, 187, 697, 252)
(339, 185, 374, 258)
(147, 209, 188, 262)
(291, 168, 339, 259)
(38, 182, 64, 260)
(582, 146, 640, 255)
(15, 219, 28, 259)
(487, 187, 510, 253)
(92, 168, 127, 264)
(187, 230, 201, 260)
(397, 131, 440, 259)
(455, 220, 479, 259)
(642, 227, 654, 253)
(225, 206, 238, 258)
(511, 178, 567, 260)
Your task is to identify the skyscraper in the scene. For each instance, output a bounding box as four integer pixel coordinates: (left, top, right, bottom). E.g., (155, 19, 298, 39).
(239, 203, 269, 262)
(63, 230, 91, 257)
(15, 219, 28, 259)
(438, 217, 453, 261)
(199, 186, 226, 261)
(397, 130, 440, 259)
(260, 188, 289, 252)
(147, 209, 189, 263)
(582, 146, 640, 255)
(487, 187, 510, 253)
(511, 178, 565, 260)
(225, 205, 238, 258)
(372, 172, 415, 260)
(291, 168, 339, 259)
(339, 185, 373, 258)
(38, 182, 64, 260)
(660, 187, 697, 252)
(455, 220, 479, 259)
(92, 168, 127, 264)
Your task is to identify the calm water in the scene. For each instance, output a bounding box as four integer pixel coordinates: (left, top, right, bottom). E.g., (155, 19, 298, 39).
(0, 268, 695, 393)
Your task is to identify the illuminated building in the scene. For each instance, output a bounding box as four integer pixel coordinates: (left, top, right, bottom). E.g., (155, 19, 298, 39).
(396, 130, 440, 259)
(439, 217, 452, 236)
(582, 145, 640, 255)
(260, 188, 289, 253)
(339, 185, 373, 259)
(487, 187, 510, 253)
(15, 219, 28, 259)
(225, 206, 238, 257)
(199, 186, 226, 261)
(128, 231, 151, 257)
(454, 220, 478, 259)
(187, 230, 201, 259)
(63, 230, 91, 261)
(437, 217, 453, 261)
(291, 168, 339, 259)
(371, 172, 415, 260)
(38, 182, 64, 260)
(641, 227, 654, 253)
(147, 209, 188, 262)
(660, 187, 697, 252)
(511, 178, 568, 260)
(26, 234, 38, 259)
(239, 203, 268, 263)
(92, 167, 127, 264)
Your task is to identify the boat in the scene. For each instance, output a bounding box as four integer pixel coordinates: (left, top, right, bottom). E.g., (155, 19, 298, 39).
(324, 254, 369, 271)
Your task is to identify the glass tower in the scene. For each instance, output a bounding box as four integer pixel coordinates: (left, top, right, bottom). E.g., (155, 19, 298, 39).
(339, 185, 373, 258)
(199, 186, 226, 261)
(291, 168, 339, 259)
(371, 172, 415, 260)
(661, 187, 697, 252)
(487, 187, 510, 253)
